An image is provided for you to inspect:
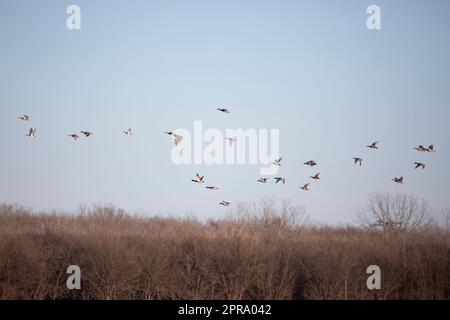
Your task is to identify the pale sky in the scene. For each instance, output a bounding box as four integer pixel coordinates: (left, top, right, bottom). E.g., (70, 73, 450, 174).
(1, 0, 449, 224)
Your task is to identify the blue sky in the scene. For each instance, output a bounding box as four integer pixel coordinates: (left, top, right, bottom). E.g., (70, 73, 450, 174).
(1, 0, 449, 224)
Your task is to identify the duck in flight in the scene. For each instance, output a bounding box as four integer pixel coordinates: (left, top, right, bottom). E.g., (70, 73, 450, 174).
(192, 173, 205, 184)
(123, 128, 133, 135)
(272, 158, 283, 166)
(414, 162, 425, 169)
(165, 132, 183, 145)
(413, 145, 427, 152)
(225, 137, 237, 147)
(206, 186, 219, 191)
(299, 183, 310, 191)
(18, 115, 30, 121)
(392, 176, 404, 184)
(304, 160, 317, 167)
(353, 158, 363, 166)
(220, 201, 231, 206)
(274, 177, 286, 184)
(257, 178, 269, 183)
(217, 108, 230, 114)
(366, 141, 379, 149)
(80, 131, 93, 137)
(26, 128, 37, 138)
(69, 133, 79, 141)
(427, 144, 435, 153)
(310, 173, 320, 180)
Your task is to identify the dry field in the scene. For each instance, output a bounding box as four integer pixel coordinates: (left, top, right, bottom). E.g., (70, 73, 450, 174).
(0, 200, 449, 300)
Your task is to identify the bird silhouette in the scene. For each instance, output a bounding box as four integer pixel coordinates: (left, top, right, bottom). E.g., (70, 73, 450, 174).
(225, 137, 237, 147)
(392, 176, 404, 184)
(165, 132, 183, 145)
(414, 162, 425, 169)
(26, 128, 37, 138)
(413, 145, 427, 152)
(123, 128, 133, 135)
(217, 108, 230, 114)
(192, 173, 205, 184)
(68, 134, 79, 141)
(366, 141, 379, 149)
(427, 144, 435, 153)
(310, 173, 320, 180)
(304, 160, 317, 167)
(272, 157, 283, 166)
(353, 158, 363, 166)
(299, 183, 311, 191)
(274, 177, 286, 184)
(80, 131, 93, 137)
(219, 201, 231, 206)
(206, 186, 219, 190)
(257, 178, 269, 183)
(18, 115, 30, 121)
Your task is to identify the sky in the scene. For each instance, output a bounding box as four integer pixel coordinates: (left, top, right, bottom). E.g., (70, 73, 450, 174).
(1, 0, 449, 224)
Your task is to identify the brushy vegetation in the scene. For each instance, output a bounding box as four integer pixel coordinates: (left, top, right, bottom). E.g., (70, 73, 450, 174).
(0, 199, 449, 300)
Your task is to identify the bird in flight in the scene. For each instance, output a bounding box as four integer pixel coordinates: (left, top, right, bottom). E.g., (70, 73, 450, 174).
(225, 137, 237, 147)
(304, 160, 317, 167)
(366, 141, 379, 149)
(274, 177, 286, 184)
(310, 173, 320, 180)
(392, 176, 404, 184)
(192, 173, 205, 184)
(257, 178, 268, 183)
(427, 144, 435, 153)
(206, 186, 219, 190)
(80, 131, 93, 137)
(299, 183, 311, 191)
(219, 201, 231, 206)
(18, 115, 30, 121)
(123, 128, 133, 135)
(413, 145, 427, 152)
(217, 108, 230, 114)
(353, 158, 363, 166)
(165, 132, 183, 146)
(68, 133, 79, 141)
(414, 162, 425, 169)
(272, 157, 283, 166)
(26, 128, 37, 138)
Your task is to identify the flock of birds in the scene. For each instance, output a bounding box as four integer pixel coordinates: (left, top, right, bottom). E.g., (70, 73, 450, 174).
(17, 108, 436, 207)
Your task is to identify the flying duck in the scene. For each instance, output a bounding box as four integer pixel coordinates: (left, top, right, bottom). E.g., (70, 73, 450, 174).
(366, 141, 379, 149)
(225, 137, 237, 147)
(257, 178, 269, 183)
(304, 160, 317, 167)
(26, 128, 37, 138)
(219, 201, 231, 206)
(18, 115, 30, 121)
(299, 183, 310, 191)
(274, 177, 286, 184)
(80, 131, 93, 137)
(217, 108, 230, 114)
(206, 186, 219, 190)
(272, 157, 283, 166)
(165, 132, 183, 145)
(68, 133, 79, 141)
(123, 128, 133, 135)
(310, 173, 320, 180)
(414, 162, 425, 169)
(192, 173, 205, 184)
(427, 144, 435, 153)
(353, 158, 363, 166)
(413, 145, 427, 152)
(392, 176, 404, 184)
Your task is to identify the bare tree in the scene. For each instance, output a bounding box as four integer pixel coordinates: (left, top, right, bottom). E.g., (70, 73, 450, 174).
(358, 193, 432, 232)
